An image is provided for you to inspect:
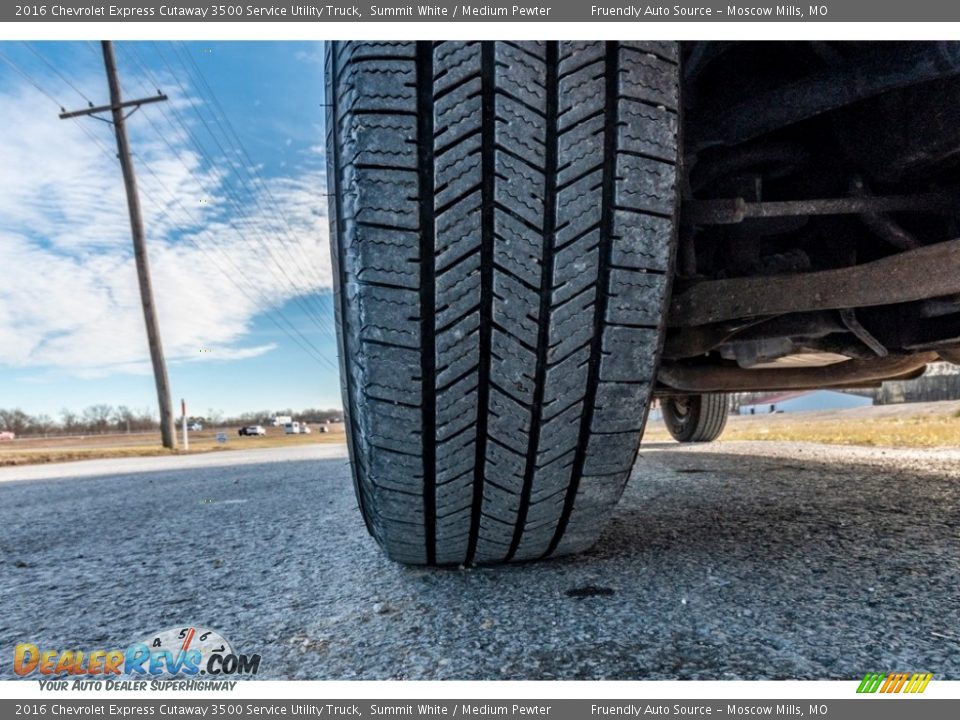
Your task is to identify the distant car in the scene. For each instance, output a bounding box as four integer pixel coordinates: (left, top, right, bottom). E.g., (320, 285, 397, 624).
(0, 431, 14, 441)
(300, 424, 312, 434)
(238, 425, 266, 437)
(283, 422, 300, 435)
(188, 422, 203, 432)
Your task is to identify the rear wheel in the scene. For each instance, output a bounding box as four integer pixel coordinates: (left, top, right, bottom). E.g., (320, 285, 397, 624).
(326, 41, 681, 565)
(661, 394, 729, 443)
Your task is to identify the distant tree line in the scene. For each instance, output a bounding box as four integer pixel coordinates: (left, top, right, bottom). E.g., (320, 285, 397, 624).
(0, 406, 159, 437)
(215, 408, 344, 426)
(0, 406, 344, 438)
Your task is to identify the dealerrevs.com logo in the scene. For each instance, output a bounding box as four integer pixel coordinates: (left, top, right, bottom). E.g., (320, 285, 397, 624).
(14, 626, 260, 683)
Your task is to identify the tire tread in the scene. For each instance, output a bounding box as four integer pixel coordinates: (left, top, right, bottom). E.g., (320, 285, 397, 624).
(327, 41, 679, 565)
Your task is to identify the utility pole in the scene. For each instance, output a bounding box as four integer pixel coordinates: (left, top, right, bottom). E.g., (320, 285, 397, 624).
(181, 398, 189, 451)
(60, 41, 175, 449)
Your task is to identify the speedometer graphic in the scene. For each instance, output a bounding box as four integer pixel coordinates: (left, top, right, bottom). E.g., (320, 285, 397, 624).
(128, 626, 234, 677)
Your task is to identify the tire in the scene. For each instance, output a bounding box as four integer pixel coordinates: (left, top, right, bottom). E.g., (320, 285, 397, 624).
(661, 394, 729, 443)
(326, 41, 680, 565)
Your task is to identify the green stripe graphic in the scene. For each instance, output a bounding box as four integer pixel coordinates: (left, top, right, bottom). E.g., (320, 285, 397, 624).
(857, 672, 885, 693)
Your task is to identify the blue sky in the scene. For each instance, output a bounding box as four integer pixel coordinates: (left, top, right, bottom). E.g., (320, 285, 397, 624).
(0, 41, 342, 419)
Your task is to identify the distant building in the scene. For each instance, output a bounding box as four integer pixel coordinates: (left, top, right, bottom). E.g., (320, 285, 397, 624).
(738, 389, 873, 415)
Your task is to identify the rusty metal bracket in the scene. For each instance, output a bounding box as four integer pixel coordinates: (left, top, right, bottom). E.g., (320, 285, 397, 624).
(657, 353, 938, 394)
(683, 189, 958, 226)
(839, 309, 888, 357)
(669, 238, 960, 327)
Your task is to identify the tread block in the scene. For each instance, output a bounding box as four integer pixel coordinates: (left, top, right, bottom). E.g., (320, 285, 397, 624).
(593, 382, 651, 432)
(599, 326, 660, 382)
(615, 154, 676, 216)
(606, 269, 669, 326)
(611, 211, 673, 272)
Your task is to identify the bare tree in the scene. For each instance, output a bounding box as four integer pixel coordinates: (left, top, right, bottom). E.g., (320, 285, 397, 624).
(0, 408, 31, 435)
(32, 414, 55, 435)
(82, 404, 114, 433)
(113, 405, 137, 433)
(61, 408, 79, 433)
(207, 408, 224, 428)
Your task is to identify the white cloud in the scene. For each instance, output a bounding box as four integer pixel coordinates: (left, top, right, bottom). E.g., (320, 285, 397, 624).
(294, 49, 324, 66)
(0, 60, 333, 378)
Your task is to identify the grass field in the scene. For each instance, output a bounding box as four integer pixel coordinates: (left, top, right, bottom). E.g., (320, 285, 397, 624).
(644, 400, 960, 448)
(2, 400, 958, 468)
(0, 425, 345, 467)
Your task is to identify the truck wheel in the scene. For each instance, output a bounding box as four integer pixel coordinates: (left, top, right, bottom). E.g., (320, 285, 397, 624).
(326, 41, 680, 565)
(661, 394, 729, 443)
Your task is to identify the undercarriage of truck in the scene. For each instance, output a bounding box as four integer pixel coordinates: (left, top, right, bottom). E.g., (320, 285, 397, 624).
(662, 41, 960, 397)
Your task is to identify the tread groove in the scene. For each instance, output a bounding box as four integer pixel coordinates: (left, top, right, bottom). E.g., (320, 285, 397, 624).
(464, 43, 496, 566)
(506, 41, 559, 563)
(543, 42, 619, 559)
(417, 42, 438, 566)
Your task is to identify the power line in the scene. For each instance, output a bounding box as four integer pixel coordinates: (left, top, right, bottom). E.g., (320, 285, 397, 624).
(110, 157, 337, 369)
(2, 47, 336, 372)
(0, 48, 118, 162)
(159, 42, 333, 303)
(173, 41, 331, 287)
(104, 51, 337, 370)
(0, 47, 66, 110)
(134, 157, 340, 370)
(167, 51, 332, 322)
(100, 113, 337, 369)
(121, 42, 335, 337)
(22, 42, 94, 106)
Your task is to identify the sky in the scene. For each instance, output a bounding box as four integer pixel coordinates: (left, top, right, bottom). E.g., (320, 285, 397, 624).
(0, 41, 343, 419)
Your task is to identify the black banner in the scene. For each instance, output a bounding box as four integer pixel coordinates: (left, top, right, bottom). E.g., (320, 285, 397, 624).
(3, 699, 960, 720)
(4, 1, 959, 23)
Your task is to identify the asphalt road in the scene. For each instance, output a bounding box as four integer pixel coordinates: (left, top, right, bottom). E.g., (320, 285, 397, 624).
(1, 441, 959, 680)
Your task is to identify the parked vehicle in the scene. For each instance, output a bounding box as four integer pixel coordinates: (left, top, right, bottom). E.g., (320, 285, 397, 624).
(238, 425, 266, 437)
(0, 431, 15, 441)
(188, 422, 203, 432)
(283, 422, 301, 435)
(326, 41, 960, 566)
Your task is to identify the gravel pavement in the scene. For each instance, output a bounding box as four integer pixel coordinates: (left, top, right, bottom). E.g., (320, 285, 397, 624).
(1, 440, 958, 680)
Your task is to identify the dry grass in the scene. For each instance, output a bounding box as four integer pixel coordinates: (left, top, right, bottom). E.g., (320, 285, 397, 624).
(644, 401, 960, 448)
(5, 402, 959, 467)
(0, 426, 345, 467)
